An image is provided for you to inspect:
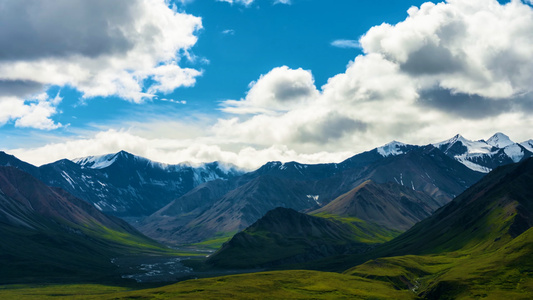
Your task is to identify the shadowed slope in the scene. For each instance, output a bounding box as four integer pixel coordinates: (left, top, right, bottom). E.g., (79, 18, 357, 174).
(0, 166, 168, 283)
(206, 207, 398, 269)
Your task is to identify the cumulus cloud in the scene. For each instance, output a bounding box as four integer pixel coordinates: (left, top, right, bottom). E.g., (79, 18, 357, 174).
(0, 93, 62, 130)
(221, 66, 319, 114)
(0, 0, 202, 106)
(361, 0, 533, 98)
(331, 39, 360, 49)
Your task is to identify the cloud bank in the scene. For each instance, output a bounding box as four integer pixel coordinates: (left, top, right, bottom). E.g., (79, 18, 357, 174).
(8, 0, 533, 170)
(0, 0, 202, 129)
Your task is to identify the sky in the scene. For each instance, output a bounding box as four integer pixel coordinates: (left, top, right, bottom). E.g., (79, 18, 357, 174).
(1, 0, 533, 170)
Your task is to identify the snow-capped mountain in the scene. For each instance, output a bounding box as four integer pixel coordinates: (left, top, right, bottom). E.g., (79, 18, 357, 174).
(0, 150, 243, 217)
(72, 150, 240, 186)
(433, 133, 533, 173)
(365, 133, 532, 174)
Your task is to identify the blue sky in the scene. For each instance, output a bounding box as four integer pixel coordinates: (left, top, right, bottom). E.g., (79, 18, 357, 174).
(1, 0, 532, 169)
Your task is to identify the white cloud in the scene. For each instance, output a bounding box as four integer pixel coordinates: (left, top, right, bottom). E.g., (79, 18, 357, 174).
(360, 0, 533, 98)
(0, 0, 202, 104)
(331, 39, 360, 49)
(7, 129, 351, 170)
(217, 0, 254, 6)
(221, 66, 319, 114)
(217, 0, 291, 6)
(159, 98, 187, 104)
(222, 29, 236, 35)
(0, 93, 63, 130)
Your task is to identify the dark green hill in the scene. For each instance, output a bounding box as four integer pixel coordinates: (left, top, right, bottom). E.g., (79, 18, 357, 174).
(206, 207, 397, 269)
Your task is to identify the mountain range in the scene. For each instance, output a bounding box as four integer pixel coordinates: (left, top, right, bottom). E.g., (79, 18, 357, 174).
(0, 132, 530, 247)
(139, 145, 483, 244)
(0, 150, 242, 217)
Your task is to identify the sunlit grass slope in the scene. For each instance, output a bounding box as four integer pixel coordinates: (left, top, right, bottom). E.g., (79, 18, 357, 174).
(0, 270, 415, 300)
(346, 227, 533, 299)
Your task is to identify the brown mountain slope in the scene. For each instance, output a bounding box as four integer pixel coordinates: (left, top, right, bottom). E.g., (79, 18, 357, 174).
(312, 180, 441, 231)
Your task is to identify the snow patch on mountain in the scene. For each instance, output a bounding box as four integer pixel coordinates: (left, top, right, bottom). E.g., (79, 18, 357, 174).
(454, 156, 492, 173)
(307, 195, 320, 205)
(377, 141, 408, 157)
(503, 144, 524, 163)
(73, 153, 118, 169)
(61, 171, 76, 188)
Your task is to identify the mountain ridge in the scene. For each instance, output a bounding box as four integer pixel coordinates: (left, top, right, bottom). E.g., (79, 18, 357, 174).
(0, 150, 243, 217)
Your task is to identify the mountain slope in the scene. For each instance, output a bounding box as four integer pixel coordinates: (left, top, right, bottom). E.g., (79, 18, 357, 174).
(376, 157, 533, 256)
(204, 181, 443, 269)
(312, 180, 440, 231)
(149, 175, 321, 244)
(0, 166, 168, 283)
(341, 158, 533, 298)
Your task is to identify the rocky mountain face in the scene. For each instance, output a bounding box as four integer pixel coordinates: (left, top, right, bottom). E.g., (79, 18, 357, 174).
(0, 151, 243, 217)
(140, 145, 483, 244)
(312, 180, 441, 231)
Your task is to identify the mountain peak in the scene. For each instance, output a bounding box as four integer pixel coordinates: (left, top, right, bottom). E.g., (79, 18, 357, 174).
(116, 150, 133, 157)
(439, 134, 468, 146)
(487, 132, 514, 148)
(520, 140, 533, 153)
